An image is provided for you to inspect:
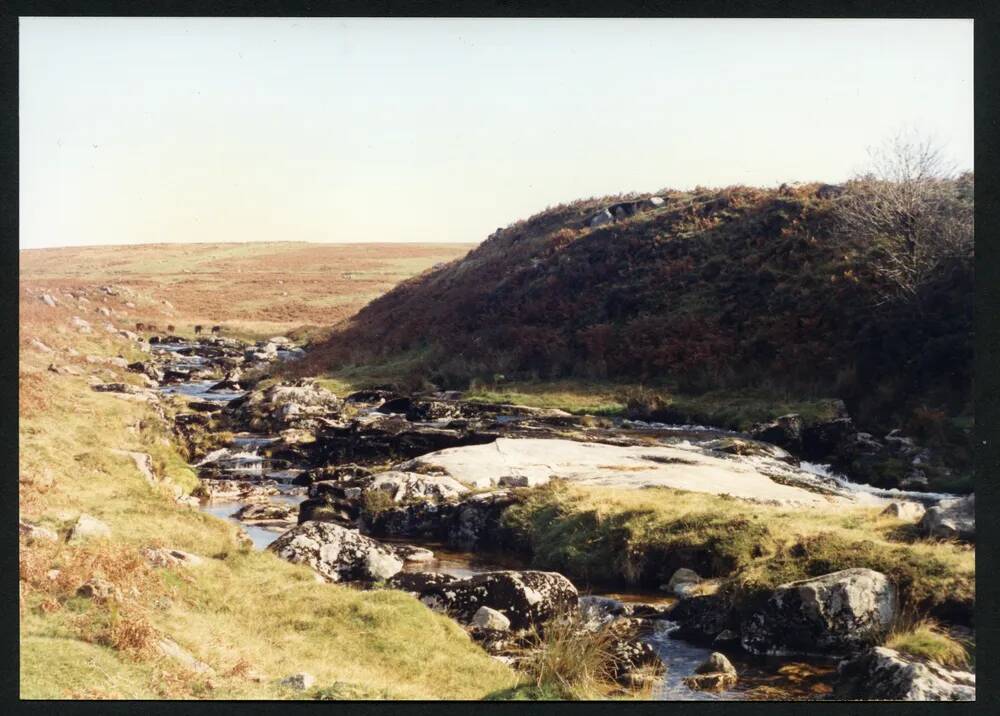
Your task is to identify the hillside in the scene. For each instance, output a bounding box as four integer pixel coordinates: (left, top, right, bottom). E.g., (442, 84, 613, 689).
(304, 182, 974, 480)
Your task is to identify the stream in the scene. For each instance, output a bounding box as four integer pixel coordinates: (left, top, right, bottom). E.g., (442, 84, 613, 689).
(154, 338, 947, 701)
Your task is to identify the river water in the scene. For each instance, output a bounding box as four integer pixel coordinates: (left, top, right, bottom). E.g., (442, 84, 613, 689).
(155, 340, 916, 701)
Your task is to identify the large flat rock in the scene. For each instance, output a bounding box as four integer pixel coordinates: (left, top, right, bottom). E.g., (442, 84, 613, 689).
(397, 437, 851, 506)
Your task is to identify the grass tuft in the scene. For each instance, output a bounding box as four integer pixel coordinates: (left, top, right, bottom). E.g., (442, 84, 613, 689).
(885, 618, 971, 669)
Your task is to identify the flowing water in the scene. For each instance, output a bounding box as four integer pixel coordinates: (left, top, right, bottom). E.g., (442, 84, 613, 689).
(157, 339, 941, 701)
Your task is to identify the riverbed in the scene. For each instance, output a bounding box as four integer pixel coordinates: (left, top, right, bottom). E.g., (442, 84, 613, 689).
(148, 338, 866, 701)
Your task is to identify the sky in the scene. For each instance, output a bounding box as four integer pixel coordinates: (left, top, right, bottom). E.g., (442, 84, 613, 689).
(19, 17, 973, 250)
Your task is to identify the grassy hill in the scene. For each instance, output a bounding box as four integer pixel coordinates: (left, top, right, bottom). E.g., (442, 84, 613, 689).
(304, 182, 973, 468)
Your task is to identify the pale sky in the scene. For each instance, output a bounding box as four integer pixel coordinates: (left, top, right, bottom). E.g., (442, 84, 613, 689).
(19, 17, 973, 250)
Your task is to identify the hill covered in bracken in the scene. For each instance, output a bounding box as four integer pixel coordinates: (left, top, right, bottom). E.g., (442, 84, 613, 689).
(306, 179, 973, 469)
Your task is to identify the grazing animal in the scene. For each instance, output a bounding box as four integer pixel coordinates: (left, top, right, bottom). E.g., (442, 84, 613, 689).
(211, 325, 222, 335)
(167, 324, 175, 333)
(194, 325, 203, 335)
(146, 324, 158, 332)
(135, 322, 145, 332)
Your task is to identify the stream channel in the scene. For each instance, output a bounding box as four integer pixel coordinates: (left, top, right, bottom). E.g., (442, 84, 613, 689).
(153, 339, 956, 701)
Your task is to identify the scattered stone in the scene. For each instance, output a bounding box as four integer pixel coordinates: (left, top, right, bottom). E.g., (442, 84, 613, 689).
(68, 514, 111, 543)
(19, 520, 58, 544)
(157, 638, 215, 674)
(197, 479, 280, 502)
(76, 577, 117, 601)
(142, 547, 205, 568)
(835, 647, 975, 701)
(664, 567, 702, 597)
(919, 494, 974, 541)
(741, 568, 897, 656)
(91, 383, 147, 395)
(881, 501, 927, 522)
(268, 521, 403, 583)
(279, 672, 316, 690)
(41, 294, 57, 307)
(685, 652, 738, 691)
(29, 337, 54, 353)
(71, 316, 92, 333)
(472, 605, 512, 631)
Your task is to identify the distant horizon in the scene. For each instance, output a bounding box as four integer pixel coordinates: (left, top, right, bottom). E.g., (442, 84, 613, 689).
(20, 17, 973, 250)
(19, 177, 888, 252)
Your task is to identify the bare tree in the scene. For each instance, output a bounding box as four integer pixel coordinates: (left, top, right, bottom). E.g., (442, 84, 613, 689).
(835, 131, 973, 305)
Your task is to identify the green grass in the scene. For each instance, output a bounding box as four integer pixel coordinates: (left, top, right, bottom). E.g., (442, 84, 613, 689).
(622, 386, 845, 431)
(500, 482, 974, 623)
(464, 381, 626, 416)
(308, 371, 840, 431)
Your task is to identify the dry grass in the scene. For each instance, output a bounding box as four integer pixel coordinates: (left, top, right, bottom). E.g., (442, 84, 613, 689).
(885, 618, 971, 669)
(21, 242, 472, 334)
(520, 611, 624, 699)
(18, 274, 518, 701)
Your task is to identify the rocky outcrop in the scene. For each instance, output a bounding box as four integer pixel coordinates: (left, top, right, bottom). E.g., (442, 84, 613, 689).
(834, 647, 975, 701)
(749, 414, 804, 451)
(740, 569, 897, 656)
(225, 381, 342, 432)
(666, 594, 734, 644)
(366, 470, 469, 503)
(267, 521, 404, 583)
(395, 437, 847, 505)
(401, 570, 578, 631)
(363, 489, 519, 551)
(314, 415, 497, 467)
(919, 495, 974, 541)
